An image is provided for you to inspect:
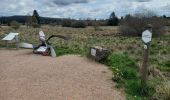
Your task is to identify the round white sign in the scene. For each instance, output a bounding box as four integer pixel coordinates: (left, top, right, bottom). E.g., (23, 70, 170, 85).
(142, 30, 152, 43)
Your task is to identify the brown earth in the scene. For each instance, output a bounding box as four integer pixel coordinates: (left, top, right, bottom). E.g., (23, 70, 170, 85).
(0, 49, 125, 100)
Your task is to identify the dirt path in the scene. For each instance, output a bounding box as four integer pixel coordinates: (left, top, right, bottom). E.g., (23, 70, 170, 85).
(0, 49, 125, 100)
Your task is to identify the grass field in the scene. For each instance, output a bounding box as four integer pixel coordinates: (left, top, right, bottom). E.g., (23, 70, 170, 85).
(1, 26, 169, 71)
(0, 25, 170, 99)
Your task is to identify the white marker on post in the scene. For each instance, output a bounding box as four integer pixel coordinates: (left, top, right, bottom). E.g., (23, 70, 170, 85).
(142, 30, 152, 44)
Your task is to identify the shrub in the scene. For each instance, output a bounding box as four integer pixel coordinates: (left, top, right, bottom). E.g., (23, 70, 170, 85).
(71, 21, 87, 28)
(49, 22, 57, 26)
(93, 24, 103, 31)
(32, 23, 40, 28)
(120, 13, 166, 37)
(10, 20, 20, 30)
(111, 67, 123, 83)
(62, 19, 73, 27)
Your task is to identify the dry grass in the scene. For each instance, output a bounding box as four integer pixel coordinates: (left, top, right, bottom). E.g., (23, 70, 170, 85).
(0, 25, 170, 73)
(153, 81, 170, 100)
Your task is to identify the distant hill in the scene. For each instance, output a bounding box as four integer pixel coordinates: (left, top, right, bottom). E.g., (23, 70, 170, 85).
(0, 15, 64, 25)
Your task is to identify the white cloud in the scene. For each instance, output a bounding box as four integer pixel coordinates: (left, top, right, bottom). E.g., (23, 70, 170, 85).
(0, 0, 170, 19)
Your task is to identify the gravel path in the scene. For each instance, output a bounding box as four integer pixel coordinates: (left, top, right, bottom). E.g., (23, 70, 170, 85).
(0, 49, 125, 100)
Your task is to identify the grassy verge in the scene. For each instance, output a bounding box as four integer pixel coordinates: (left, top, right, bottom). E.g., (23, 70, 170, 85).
(105, 53, 156, 100)
(54, 46, 82, 56)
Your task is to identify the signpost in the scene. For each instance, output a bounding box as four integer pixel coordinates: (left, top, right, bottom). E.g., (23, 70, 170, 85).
(142, 30, 152, 44)
(141, 26, 152, 83)
(2, 32, 20, 49)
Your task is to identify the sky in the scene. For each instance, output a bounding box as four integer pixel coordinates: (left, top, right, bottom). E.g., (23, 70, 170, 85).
(0, 0, 170, 19)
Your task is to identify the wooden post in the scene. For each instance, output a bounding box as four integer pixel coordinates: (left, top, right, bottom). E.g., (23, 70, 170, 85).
(141, 43, 150, 81)
(141, 25, 152, 83)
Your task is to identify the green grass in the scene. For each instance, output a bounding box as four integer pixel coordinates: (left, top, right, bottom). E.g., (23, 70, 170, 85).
(106, 53, 138, 80)
(157, 60, 170, 72)
(105, 53, 156, 100)
(54, 46, 82, 56)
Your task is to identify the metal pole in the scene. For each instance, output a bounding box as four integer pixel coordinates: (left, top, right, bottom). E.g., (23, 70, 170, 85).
(15, 35, 19, 49)
(5, 40, 8, 48)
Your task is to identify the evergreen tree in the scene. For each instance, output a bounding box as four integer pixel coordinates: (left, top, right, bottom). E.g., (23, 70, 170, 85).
(108, 12, 119, 26)
(32, 16, 39, 28)
(163, 15, 167, 19)
(32, 10, 40, 24)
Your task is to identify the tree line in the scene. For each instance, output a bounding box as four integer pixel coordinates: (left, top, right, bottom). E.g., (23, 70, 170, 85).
(0, 10, 169, 37)
(0, 10, 119, 28)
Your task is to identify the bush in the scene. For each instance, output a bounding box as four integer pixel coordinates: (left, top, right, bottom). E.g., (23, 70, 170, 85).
(62, 19, 73, 27)
(10, 20, 20, 30)
(120, 13, 166, 37)
(93, 24, 103, 31)
(32, 23, 40, 28)
(71, 21, 87, 28)
(49, 22, 57, 26)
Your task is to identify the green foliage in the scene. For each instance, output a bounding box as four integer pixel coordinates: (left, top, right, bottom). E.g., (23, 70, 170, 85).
(111, 67, 123, 83)
(31, 16, 40, 28)
(55, 47, 79, 56)
(108, 12, 119, 26)
(164, 61, 170, 67)
(30, 10, 41, 28)
(125, 80, 155, 97)
(32, 10, 40, 24)
(158, 60, 170, 72)
(105, 53, 155, 99)
(106, 53, 138, 80)
(10, 20, 20, 30)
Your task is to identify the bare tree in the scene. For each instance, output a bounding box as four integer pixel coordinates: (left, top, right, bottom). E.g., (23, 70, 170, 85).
(120, 11, 166, 37)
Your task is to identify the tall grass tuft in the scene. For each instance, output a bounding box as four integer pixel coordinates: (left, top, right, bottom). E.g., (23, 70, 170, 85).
(154, 81, 170, 100)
